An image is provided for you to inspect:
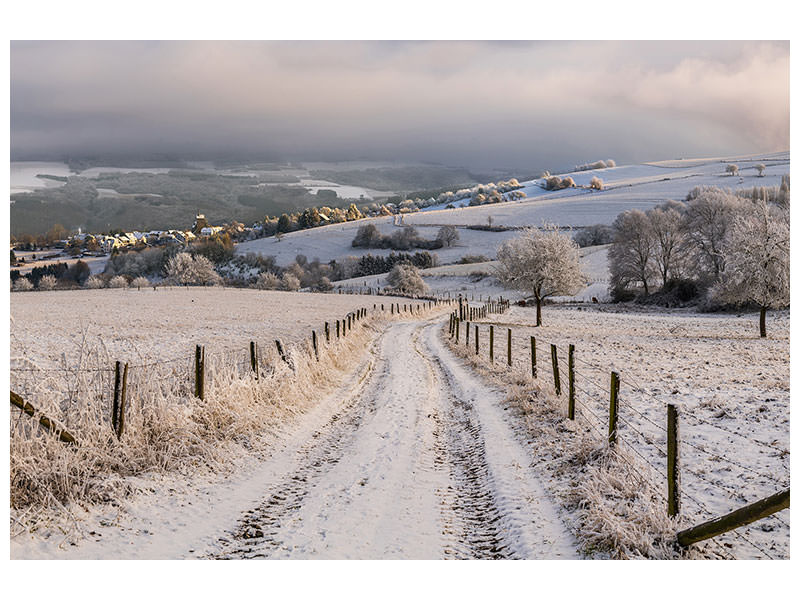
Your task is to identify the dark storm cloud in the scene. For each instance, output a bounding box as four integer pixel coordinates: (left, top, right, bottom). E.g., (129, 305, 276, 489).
(10, 41, 789, 169)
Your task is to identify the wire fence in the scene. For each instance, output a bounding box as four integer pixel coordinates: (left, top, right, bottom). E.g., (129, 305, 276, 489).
(447, 299, 789, 559)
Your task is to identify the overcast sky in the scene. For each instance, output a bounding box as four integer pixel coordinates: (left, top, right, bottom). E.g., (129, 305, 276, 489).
(10, 40, 789, 171)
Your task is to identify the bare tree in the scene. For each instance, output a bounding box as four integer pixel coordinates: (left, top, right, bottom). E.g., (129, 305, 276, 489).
(436, 225, 459, 247)
(386, 263, 428, 295)
(755, 163, 767, 177)
(649, 206, 687, 288)
(255, 272, 280, 290)
(609, 210, 656, 296)
(496, 225, 584, 325)
(683, 188, 746, 279)
(713, 200, 789, 337)
(165, 253, 221, 286)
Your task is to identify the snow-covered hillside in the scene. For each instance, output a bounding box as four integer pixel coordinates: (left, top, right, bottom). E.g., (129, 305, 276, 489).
(234, 151, 789, 267)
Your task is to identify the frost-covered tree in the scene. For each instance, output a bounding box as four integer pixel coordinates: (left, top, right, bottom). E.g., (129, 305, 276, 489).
(683, 188, 746, 279)
(13, 277, 33, 292)
(436, 225, 459, 247)
(131, 276, 150, 289)
(37, 275, 57, 291)
(589, 176, 604, 190)
(496, 226, 584, 325)
(713, 200, 789, 337)
(386, 263, 428, 295)
(609, 210, 656, 296)
(165, 253, 221, 286)
(109, 275, 128, 288)
(649, 206, 687, 288)
(726, 164, 739, 176)
(85, 275, 105, 289)
(281, 272, 300, 291)
(256, 271, 280, 290)
(755, 163, 766, 177)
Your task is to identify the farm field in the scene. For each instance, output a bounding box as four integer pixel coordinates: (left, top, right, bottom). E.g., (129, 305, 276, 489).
(10, 287, 417, 370)
(458, 303, 790, 559)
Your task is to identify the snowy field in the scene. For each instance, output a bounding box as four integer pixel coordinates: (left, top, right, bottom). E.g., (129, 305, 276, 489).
(10, 287, 426, 370)
(335, 245, 611, 303)
(235, 151, 789, 267)
(461, 303, 789, 559)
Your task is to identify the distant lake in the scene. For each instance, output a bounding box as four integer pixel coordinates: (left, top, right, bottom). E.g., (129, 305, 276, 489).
(10, 161, 72, 194)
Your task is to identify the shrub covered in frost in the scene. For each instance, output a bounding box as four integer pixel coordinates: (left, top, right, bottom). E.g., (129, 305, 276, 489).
(386, 263, 428, 295)
(108, 275, 129, 288)
(13, 277, 33, 292)
(85, 275, 106, 289)
(131, 276, 150, 289)
(37, 275, 57, 291)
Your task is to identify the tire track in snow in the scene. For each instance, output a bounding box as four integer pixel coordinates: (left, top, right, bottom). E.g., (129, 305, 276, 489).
(207, 318, 578, 559)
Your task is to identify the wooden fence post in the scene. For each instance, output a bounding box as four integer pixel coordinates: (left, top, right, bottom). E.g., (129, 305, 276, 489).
(275, 339, 288, 365)
(531, 336, 537, 378)
(325, 322, 330, 342)
(117, 363, 128, 439)
(455, 318, 460, 342)
(507, 328, 512, 367)
(336, 319, 340, 338)
(608, 371, 619, 445)
(112, 360, 121, 433)
(312, 330, 319, 361)
(466, 321, 470, 345)
(568, 344, 575, 420)
(11, 391, 77, 445)
(475, 325, 479, 355)
(676, 489, 789, 547)
(195, 345, 205, 400)
(551, 345, 561, 396)
(250, 341, 258, 380)
(667, 404, 680, 517)
(489, 325, 494, 363)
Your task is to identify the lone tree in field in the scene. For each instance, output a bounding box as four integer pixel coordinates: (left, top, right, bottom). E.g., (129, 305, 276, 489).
(165, 253, 221, 286)
(496, 226, 584, 325)
(436, 225, 459, 247)
(589, 176, 604, 190)
(713, 200, 789, 337)
(386, 263, 428, 295)
(756, 163, 767, 177)
(726, 164, 739, 176)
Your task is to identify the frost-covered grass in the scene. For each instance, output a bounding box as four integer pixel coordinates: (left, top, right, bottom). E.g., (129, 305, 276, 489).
(10, 288, 443, 537)
(9, 287, 424, 369)
(454, 304, 789, 559)
(443, 327, 697, 559)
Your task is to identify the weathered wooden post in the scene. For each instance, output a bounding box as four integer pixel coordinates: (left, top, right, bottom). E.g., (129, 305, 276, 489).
(475, 325, 479, 355)
(667, 403, 680, 517)
(117, 363, 128, 439)
(325, 322, 330, 342)
(531, 336, 537, 379)
(312, 330, 319, 361)
(466, 322, 470, 345)
(250, 341, 259, 380)
(551, 344, 561, 396)
(195, 345, 205, 400)
(336, 319, 340, 338)
(608, 371, 620, 445)
(568, 344, 575, 419)
(275, 339, 288, 365)
(455, 318, 460, 342)
(391, 304, 394, 314)
(507, 328, 512, 367)
(489, 325, 494, 363)
(112, 360, 121, 433)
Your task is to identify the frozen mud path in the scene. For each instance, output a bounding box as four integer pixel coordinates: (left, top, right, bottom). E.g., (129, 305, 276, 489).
(207, 319, 579, 559)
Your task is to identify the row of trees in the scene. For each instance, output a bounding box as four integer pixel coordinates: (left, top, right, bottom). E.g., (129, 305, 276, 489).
(609, 183, 789, 335)
(352, 224, 459, 250)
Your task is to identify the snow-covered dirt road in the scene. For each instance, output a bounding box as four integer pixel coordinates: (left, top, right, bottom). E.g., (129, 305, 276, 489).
(200, 318, 578, 559)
